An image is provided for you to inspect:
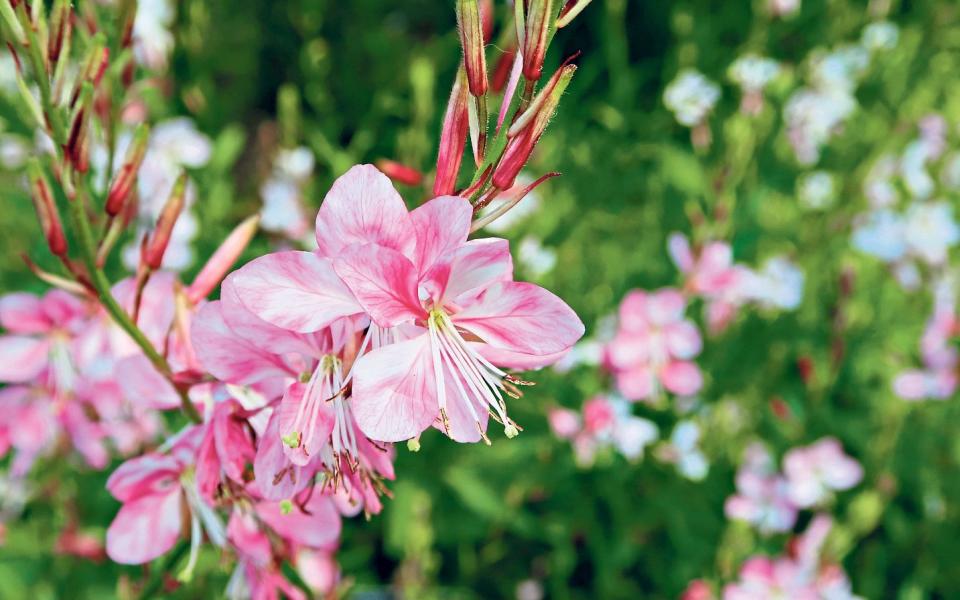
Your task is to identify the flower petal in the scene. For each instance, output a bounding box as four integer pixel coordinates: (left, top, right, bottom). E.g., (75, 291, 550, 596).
(106, 488, 183, 564)
(314, 164, 414, 258)
(192, 301, 298, 385)
(442, 238, 514, 303)
(257, 493, 341, 549)
(106, 452, 182, 502)
(664, 321, 702, 360)
(0, 293, 50, 334)
(408, 195, 472, 274)
(231, 251, 360, 333)
(277, 382, 335, 467)
(116, 354, 182, 410)
(254, 410, 317, 501)
(454, 282, 584, 356)
(661, 361, 703, 396)
(333, 244, 425, 328)
(0, 335, 50, 383)
(350, 334, 438, 442)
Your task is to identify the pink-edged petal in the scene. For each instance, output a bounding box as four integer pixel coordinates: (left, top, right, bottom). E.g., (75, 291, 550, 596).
(0, 293, 50, 333)
(227, 510, 273, 568)
(666, 232, 694, 273)
(408, 195, 472, 274)
(254, 411, 316, 501)
(646, 289, 687, 326)
(0, 336, 50, 383)
(194, 425, 221, 503)
(333, 244, 425, 327)
(618, 290, 649, 331)
(606, 332, 650, 369)
(475, 343, 571, 370)
(442, 238, 514, 304)
(116, 354, 182, 410)
(350, 334, 438, 442)
(106, 488, 183, 564)
(277, 382, 335, 467)
(213, 400, 255, 483)
(661, 361, 703, 396)
(257, 493, 341, 549)
(221, 275, 323, 357)
(112, 273, 176, 350)
(454, 282, 584, 356)
(192, 301, 298, 385)
(664, 321, 703, 360)
(106, 452, 182, 502)
(314, 164, 414, 258)
(616, 365, 656, 401)
(231, 251, 361, 333)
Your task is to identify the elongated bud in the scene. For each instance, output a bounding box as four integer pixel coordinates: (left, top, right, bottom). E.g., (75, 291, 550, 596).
(376, 159, 423, 186)
(434, 68, 470, 196)
(66, 83, 93, 173)
(491, 46, 517, 93)
(456, 0, 488, 97)
(509, 58, 577, 137)
(186, 215, 259, 303)
(27, 160, 68, 256)
(15, 68, 44, 130)
(557, 0, 593, 28)
(143, 173, 188, 270)
(480, 0, 494, 43)
(70, 33, 106, 107)
(48, 0, 70, 62)
(521, 0, 553, 81)
(0, 1, 26, 45)
(494, 64, 575, 189)
(105, 124, 149, 216)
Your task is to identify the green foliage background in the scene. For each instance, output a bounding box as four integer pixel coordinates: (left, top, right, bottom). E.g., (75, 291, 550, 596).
(2, 0, 960, 598)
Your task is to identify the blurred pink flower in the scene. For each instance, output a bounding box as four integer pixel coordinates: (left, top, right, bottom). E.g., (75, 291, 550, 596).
(606, 288, 703, 401)
(783, 438, 863, 508)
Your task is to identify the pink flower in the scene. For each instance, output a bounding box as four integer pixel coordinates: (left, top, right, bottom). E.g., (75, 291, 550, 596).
(547, 407, 581, 440)
(893, 288, 958, 401)
(725, 444, 798, 533)
(783, 437, 863, 508)
(105, 426, 225, 568)
(723, 556, 818, 600)
(247, 165, 583, 444)
(606, 288, 703, 401)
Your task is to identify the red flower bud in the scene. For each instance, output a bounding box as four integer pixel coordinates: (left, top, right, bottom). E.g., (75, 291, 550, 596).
(376, 159, 423, 186)
(456, 0, 488, 97)
(557, 0, 593, 28)
(491, 47, 517, 93)
(187, 215, 260, 304)
(27, 160, 68, 257)
(433, 68, 470, 196)
(48, 0, 72, 63)
(143, 173, 187, 270)
(520, 0, 553, 82)
(105, 124, 149, 216)
(480, 0, 494, 43)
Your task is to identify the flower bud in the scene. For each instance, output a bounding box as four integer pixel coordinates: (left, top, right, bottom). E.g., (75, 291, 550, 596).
(480, 0, 494, 43)
(66, 83, 93, 173)
(27, 160, 68, 256)
(494, 63, 575, 189)
(0, 1, 26, 46)
(520, 0, 553, 82)
(375, 159, 423, 186)
(491, 47, 517, 93)
(433, 68, 470, 196)
(143, 173, 188, 270)
(105, 123, 149, 216)
(556, 0, 593, 28)
(186, 215, 260, 304)
(48, 0, 71, 63)
(456, 0, 488, 97)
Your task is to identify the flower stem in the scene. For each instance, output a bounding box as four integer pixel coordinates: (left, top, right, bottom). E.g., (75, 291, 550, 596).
(67, 187, 201, 424)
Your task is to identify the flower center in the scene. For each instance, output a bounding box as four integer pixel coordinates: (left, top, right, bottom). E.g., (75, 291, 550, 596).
(426, 308, 526, 442)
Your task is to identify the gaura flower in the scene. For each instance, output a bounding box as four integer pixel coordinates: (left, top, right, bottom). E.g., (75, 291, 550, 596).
(231, 164, 584, 445)
(605, 288, 703, 401)
(333, 194, 583, 444)
(783, 437, 863, 508)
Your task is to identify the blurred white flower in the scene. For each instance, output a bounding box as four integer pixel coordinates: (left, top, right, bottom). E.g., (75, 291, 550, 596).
(852, 209, 907, 262)
(259, 145, 315, 242)
(810, 46, 869, 94)
(664, 70, 721, 127)
(768, 0, 800, 17)
(862, 21, 900, 52)
(798, 171, 836, 210)
(748, 257, 805, 310)
(133, 0, 175, 70)
(863, 154, 899, 208)
(784, 89, 856, 165)
(903, 201, 960, 265)
(666, 421, 709, 481)
(517, 237, 557, 279)
(0, 135, 29, 170)
(729, 55, 781, 93)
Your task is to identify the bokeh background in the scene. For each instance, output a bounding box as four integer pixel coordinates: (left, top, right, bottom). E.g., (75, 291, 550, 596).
(2, 0, 960, 598)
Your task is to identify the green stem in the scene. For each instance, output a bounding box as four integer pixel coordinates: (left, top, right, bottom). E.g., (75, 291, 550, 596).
(136, 541, 190, 600)
(476, 93, 488, 160)
(68, 189, 201, 424)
